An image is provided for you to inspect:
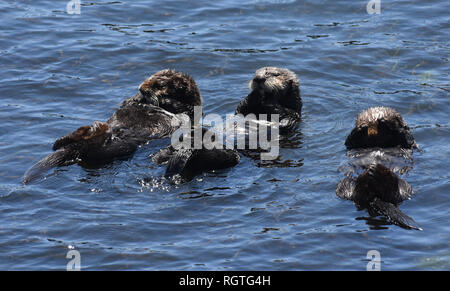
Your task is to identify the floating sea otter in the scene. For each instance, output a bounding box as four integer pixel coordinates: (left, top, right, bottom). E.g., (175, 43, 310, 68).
(235, 67, 302, 133)
(338, 107, 420, 230)
(23, 69, 238, 183)
(344, 106, 417, 174)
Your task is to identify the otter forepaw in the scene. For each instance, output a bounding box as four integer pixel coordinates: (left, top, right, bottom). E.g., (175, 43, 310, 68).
(53, 121, 109, 151)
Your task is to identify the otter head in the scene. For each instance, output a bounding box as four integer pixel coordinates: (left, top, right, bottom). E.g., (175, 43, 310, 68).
(249, 67, 301, 112)
(137, 69, 202, 120)
(345, 107, 417, 149)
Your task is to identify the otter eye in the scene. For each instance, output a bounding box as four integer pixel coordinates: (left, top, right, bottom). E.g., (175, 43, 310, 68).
(272, 73, 280, 77)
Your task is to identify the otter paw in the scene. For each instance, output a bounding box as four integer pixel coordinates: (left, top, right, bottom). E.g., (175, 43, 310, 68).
(53, 121, 109, 151)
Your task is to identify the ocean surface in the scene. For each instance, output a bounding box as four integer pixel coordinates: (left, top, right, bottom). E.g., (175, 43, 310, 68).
(0, 0, 449, 270)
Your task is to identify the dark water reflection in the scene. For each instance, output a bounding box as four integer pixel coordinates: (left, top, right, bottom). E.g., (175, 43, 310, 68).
(0, 0, 449, 270)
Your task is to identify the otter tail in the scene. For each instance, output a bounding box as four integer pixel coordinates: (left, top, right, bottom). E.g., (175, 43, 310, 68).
(23, 149, 75, 184)
(369, 198, 422, 231)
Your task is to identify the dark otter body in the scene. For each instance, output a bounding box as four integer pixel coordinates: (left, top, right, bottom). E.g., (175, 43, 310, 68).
(152, 128, 240, 183)
(235, 67, 302, 133)
(337, 164, 421, 230)
(153, 146, 240, 183)
(23, 70, 202, 183)
(345, 107, 417, 149)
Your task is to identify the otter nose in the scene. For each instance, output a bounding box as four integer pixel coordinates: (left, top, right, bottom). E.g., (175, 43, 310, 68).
(367, 123, 378, 137)
(253, 76, 266, 84)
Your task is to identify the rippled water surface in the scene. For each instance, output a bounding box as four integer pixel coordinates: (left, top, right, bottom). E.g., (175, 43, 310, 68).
(0, 0, 449, 270)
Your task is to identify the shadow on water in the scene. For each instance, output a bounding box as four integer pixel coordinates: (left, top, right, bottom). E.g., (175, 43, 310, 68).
(356, 216, 390, 231)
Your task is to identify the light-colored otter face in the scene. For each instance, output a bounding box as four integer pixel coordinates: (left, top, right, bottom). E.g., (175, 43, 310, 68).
(249, 67, 299, 97)
(345, 106, 417, 149)
(356, 107, 405, 138)
(137, 69, 202, 115)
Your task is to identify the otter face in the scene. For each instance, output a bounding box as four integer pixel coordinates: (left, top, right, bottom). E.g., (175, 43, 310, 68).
(138, 69, 202, 116)
(249, 67, 301, 111)
(345, 107, 417, 149)
(356, 107, 404, 135)
(250, 67, 298, 94)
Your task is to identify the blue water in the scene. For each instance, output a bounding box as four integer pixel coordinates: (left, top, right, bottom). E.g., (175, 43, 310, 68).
(0, 0, 449, 270)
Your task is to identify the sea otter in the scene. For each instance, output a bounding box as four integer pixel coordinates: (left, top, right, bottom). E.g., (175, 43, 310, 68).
(235, 67, 302, 133)
(23, 69, 203, 183)
(345, 107, 417, 150)
(336, 163, 421, 230)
